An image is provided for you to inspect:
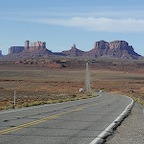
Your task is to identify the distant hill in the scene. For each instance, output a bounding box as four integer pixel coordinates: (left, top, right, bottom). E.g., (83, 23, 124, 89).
(2, 40, 143, 60)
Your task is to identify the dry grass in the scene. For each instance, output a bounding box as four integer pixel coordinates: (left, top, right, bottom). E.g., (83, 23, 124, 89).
(91, 70, 144, 105)
(0, 65, 88, 110)
(0, 63, 144, 110)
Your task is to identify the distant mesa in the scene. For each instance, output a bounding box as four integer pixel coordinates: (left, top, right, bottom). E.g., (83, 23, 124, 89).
(8, 40, 53, 58)
(9, 40, 47, 54)
(62, 44, 85, 57)
(9, 46, 25, 54)
(84, 40, 142, 60)
(4, 40, 143, 60)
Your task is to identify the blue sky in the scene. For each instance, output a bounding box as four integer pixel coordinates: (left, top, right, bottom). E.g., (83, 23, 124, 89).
(0, 0, 144, 56)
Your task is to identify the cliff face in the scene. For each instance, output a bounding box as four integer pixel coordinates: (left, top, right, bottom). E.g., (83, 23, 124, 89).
(85, 40, 141, 60)
(62, 44, 85, 57)
(9, 46, 25, 54)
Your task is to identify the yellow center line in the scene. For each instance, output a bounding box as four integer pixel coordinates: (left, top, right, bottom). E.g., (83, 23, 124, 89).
(0, 102, 98, 135)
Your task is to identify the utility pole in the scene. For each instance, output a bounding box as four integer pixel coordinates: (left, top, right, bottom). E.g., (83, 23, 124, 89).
(86, 62, 91, 95)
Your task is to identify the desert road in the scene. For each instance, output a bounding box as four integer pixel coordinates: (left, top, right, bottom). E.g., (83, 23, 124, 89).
(0, 92, 133, 144)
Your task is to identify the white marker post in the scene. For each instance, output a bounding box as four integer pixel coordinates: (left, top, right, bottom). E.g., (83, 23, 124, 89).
(86, 62, 91, 95)
(13, 90, 16, 108)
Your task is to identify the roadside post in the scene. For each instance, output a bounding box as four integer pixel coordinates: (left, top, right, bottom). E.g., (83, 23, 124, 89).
(86, 62, 91, 95)
(13, 90, 16, 108)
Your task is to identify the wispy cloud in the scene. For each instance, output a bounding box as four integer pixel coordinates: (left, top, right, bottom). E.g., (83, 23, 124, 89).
(1, 9, 144, 19)
(1, 8, 144, 33)
(19, 17, 144, 33)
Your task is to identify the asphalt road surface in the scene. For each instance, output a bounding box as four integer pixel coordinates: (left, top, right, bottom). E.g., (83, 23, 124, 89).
(0, 92, 133, 144)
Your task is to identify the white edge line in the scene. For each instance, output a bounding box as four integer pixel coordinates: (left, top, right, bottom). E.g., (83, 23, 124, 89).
(89, 96, 134, 144)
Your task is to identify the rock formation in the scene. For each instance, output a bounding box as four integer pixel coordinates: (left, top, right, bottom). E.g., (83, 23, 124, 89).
(5, 40, 143, 60)
(25, 40, 46, 51)
(85, 40, 141, 60)
(9, 46, 25, 54)
(8, 40, 53, 58)
(62, 44, 85, 57)
(9, 40, 47, 54)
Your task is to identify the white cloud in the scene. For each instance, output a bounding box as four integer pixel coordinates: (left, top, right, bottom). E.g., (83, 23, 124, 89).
(25, 17, 144, 33)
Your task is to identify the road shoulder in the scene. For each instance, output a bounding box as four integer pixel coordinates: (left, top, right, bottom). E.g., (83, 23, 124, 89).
(105, 102, 144, 144)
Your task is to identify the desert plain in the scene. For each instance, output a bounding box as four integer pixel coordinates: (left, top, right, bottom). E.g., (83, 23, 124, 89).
(0, 59, 144, 110)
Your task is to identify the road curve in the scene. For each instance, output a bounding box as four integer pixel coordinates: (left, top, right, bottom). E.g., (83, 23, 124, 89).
(0, 92, 133, 144)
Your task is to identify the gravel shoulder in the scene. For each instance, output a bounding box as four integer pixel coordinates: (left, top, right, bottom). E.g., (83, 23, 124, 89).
(105, 102, 144, 144)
